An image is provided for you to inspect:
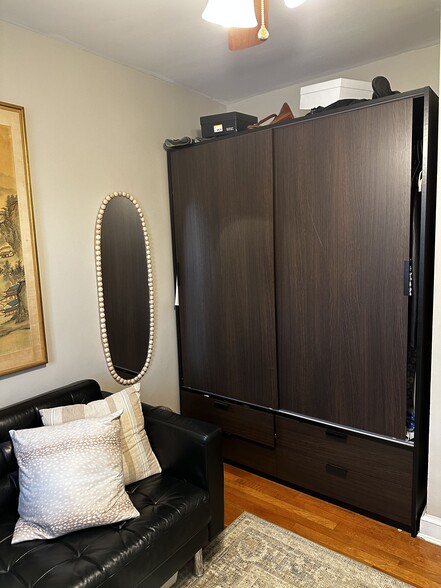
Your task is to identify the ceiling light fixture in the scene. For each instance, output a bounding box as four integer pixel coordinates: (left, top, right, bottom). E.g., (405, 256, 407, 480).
(202, 0, 258, 29)
(202, 0, 308, 50)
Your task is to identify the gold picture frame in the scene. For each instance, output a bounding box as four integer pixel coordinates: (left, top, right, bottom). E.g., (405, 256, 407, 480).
(0, 102, 47, 376)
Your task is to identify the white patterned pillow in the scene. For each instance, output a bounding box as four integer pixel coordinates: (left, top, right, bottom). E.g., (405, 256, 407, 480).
(39, 384, 161, 485)
(10, 412, 139, 543)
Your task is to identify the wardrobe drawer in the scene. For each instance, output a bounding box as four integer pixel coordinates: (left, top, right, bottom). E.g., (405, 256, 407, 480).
(181, 390, 275, 447)
(276, 416, 413, 526)
(223, 436, 277, 477)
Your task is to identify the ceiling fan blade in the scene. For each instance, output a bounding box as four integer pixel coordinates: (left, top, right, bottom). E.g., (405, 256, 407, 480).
(228, 0, 269, 51)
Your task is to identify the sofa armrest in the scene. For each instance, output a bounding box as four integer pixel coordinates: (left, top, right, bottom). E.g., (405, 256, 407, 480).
(142, 404, 224, 540)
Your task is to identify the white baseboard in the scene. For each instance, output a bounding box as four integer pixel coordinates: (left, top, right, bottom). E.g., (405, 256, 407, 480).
(418, 510, 441, 545)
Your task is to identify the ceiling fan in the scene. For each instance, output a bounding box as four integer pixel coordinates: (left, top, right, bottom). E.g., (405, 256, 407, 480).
(202, 0, 307, 51)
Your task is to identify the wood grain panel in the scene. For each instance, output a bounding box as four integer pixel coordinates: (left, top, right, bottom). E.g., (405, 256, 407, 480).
(223, 437, 277, 477)
(276, 416, 413, 485)
(181, 389, 275, 447)
(274, 100, 414, 438)
(170, 132, 278, 408)
(276, 416, 412, 525)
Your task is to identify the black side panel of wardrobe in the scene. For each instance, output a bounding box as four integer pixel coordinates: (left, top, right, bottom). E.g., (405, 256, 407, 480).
(274, 99, 413, 438)
(169, 131, 278, 408)
(412, 90, 438, 534)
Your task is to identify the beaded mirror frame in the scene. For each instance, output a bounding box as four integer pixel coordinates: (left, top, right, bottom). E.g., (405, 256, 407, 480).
(95, 191, 154, 385)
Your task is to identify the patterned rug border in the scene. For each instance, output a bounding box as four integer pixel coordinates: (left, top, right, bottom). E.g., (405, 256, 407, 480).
(176, 512, 412, 587)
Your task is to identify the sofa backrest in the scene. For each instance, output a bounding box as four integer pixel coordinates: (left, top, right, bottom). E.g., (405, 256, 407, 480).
(0, 379, 103, 513)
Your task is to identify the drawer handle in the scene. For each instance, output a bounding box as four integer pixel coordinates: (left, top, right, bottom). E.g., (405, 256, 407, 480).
(325, 429, 347, 442)
(326, 463, 348, 479)
(214, 400, 230, 410)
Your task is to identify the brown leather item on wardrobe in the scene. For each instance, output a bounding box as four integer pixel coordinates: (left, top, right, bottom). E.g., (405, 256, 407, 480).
(248, 102, 294, 128)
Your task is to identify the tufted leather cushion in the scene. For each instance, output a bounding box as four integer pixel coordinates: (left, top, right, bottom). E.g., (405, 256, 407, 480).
(0, 474, 210, 587)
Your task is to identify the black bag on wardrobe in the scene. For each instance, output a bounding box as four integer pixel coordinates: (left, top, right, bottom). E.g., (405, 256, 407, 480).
(304, 98, 369, 118)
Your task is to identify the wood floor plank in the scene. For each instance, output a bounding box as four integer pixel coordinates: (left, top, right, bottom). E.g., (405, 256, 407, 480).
(224, 463, 441, 587)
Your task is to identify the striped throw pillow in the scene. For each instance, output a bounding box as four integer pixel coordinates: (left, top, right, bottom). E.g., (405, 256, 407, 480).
(40, 384, 161, 485)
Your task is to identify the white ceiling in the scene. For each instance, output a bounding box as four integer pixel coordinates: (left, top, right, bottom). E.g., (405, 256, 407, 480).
(0, 0, 439, 103)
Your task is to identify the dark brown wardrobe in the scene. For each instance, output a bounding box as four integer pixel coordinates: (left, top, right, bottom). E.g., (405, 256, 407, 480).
(167, 88, 438, 535)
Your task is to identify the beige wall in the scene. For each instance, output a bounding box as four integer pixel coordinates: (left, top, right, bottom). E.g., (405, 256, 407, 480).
(227, 45, 439, 118)
(0, 21, 223, 410)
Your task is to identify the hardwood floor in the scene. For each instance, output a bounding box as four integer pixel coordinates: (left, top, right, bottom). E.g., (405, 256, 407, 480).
(224, 463, 441, 587)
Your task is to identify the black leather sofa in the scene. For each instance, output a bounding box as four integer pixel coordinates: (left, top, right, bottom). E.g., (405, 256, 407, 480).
(0, 379, 224, 587)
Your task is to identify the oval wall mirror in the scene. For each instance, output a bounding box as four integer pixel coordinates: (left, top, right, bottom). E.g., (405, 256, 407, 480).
(95, 192, 154, 385)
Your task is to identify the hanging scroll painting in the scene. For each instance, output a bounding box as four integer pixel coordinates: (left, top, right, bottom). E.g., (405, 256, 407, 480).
(0, 102, 47, 376)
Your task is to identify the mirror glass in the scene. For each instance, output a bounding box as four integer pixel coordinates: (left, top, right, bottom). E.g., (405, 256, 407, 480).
(95, 192, 154, 385)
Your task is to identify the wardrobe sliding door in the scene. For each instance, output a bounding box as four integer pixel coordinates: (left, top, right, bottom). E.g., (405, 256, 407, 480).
(274, 100, 413, 438)
(169, 131, 278, 408)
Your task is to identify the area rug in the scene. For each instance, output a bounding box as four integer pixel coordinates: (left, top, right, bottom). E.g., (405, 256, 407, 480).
(175, 512, 411, 587)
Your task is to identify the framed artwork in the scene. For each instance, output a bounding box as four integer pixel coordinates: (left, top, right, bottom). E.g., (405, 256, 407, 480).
(0, 102, 47, 376)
